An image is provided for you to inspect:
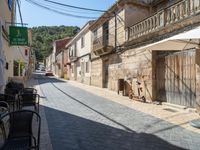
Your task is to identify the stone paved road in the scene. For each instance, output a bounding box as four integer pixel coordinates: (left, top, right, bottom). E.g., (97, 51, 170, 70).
(37, 75, 200, 150)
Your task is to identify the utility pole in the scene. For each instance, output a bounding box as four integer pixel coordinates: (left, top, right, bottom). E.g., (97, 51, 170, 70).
(16, 0, 23, 26)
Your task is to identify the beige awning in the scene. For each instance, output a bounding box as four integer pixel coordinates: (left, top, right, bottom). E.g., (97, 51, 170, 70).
(135, 26, 200, 51)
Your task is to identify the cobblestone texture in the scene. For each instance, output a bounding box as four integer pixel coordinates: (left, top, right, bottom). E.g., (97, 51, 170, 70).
(35, 74, 200, 150)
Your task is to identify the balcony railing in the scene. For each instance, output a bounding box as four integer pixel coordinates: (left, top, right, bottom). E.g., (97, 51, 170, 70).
(126, 0, 200, 41)
(92, 36, 113, 56)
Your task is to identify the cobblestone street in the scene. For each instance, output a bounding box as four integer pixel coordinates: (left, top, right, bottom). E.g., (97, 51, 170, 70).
(1, 0, 200, 150)
(31, 73, 200, 150)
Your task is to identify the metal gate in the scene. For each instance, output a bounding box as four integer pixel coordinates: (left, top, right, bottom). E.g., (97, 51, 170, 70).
(156, 50, 196, 107)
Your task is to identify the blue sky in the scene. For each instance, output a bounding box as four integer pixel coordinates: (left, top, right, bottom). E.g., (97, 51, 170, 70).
(17, 0, 116, 28)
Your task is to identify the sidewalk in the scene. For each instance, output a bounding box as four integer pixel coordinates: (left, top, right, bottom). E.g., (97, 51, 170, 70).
(26, 76, 53, 150)
(63, 79, 200, 134)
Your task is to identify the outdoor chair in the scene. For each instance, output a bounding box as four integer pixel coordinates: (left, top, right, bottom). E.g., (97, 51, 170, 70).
(18, 93, 40, 113)
(0, 94, 17, 111)
(20, 87, 37, 94)
(0, 101, 9, 116)
(0, 110, 41, 150)
(5, 81, 24, 96)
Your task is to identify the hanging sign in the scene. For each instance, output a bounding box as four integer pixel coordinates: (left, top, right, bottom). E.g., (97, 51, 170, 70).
(9, 26, 28, 46)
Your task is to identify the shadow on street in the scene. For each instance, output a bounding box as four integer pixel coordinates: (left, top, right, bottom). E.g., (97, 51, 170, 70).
(44, 106, 186, 150)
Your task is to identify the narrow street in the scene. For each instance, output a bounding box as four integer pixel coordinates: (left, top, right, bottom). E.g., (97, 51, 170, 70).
(1, 1, 200, 150)
(31, 73, 200, 150)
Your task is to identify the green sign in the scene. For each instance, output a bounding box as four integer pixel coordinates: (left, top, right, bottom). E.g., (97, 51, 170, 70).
(9, 26, 28, 46)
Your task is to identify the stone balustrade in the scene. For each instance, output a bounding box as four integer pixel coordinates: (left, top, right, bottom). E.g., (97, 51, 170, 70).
(126, 0, 200, 41)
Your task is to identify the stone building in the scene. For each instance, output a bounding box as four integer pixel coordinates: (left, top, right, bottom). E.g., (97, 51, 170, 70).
(90, 0, 200, 110)
(0, 0, 17, 92)
(53, 38, 71, 78)
(66, 21, 94, 85)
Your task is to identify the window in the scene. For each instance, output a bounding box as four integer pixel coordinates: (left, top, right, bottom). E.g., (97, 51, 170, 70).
(93, 29, 98, 40)
(85, 61, 89, 73)
(69, 49, 73, 57)
(25, 49, 28, 56)
(103, 22, 109, 42)
(13, 61, 18, 76)
(81, 36, 85, 48)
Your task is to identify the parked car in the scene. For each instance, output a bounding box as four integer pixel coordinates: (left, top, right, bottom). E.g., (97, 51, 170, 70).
(45, 70, 53, 76)
(40, 67, 46, 71)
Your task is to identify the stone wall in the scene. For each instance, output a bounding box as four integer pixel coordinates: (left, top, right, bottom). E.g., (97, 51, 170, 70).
(83, 77, 91, 85)
(108, 49, 153, 101)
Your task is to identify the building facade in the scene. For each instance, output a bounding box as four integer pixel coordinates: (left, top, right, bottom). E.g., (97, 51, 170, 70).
(89, 0, 200, 110)
(66, 21, 94, 85)
(45, 53, 53, 72)
(52, 38, 71, 78)
(0, 0, 17, 92)
(90, 0, 149, 88)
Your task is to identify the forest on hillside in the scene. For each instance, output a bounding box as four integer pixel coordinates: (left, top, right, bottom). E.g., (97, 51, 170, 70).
(31, 26, 80, 61)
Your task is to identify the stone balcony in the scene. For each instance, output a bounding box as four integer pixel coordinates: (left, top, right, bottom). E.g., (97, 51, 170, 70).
(92, 36, 113, 56)
(125, 0, 200, 46)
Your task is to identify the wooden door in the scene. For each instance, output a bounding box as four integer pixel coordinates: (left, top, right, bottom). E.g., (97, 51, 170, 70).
(103, 60, 109, 88)
(156, 50, 196, 107)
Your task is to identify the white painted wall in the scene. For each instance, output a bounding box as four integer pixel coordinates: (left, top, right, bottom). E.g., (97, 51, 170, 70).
(45, 54, 52, 71)
(76, 30, 92, 57)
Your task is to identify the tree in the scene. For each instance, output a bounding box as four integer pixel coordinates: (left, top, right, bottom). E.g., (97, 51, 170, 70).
(31, 26, 80, 61)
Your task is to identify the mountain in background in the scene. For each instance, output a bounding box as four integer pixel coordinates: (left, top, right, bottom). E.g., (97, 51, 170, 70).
(31, 26, 80, 61)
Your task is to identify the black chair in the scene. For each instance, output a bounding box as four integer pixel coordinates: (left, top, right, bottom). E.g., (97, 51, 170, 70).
(0, 94, 17, 111)
(0, 101, 9, 116)
(0, 110, 41, 150)
(18, 94, 40, 114)
(20, 88, 37, 94)
(5, 81, 24, 96)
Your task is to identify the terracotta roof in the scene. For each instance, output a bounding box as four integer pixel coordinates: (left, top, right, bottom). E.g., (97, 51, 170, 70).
(55, 38, 71, 56)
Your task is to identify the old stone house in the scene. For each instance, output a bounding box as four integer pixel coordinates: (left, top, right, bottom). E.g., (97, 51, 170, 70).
(90, 0, 200, 110)
(45, 53, 53, 72)
(66, 21, 94, 85)
(53, 38, 71, 78)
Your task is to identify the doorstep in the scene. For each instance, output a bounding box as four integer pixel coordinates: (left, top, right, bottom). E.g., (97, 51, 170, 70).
(162, 102, 187, 110)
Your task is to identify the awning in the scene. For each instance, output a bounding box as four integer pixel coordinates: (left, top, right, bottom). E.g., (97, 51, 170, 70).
(135, 26, 200, 51)
(170, 26, 200, 40)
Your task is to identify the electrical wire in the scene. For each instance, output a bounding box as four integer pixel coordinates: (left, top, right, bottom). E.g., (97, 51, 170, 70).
(42, 0, 106, 12)
(25, 0, 100, 19)
(26, 0, 115, 19)
(28, 0, 102, 15)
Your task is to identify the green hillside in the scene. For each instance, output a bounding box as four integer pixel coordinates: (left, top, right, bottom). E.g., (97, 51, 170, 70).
(31, 26, 80, 61)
